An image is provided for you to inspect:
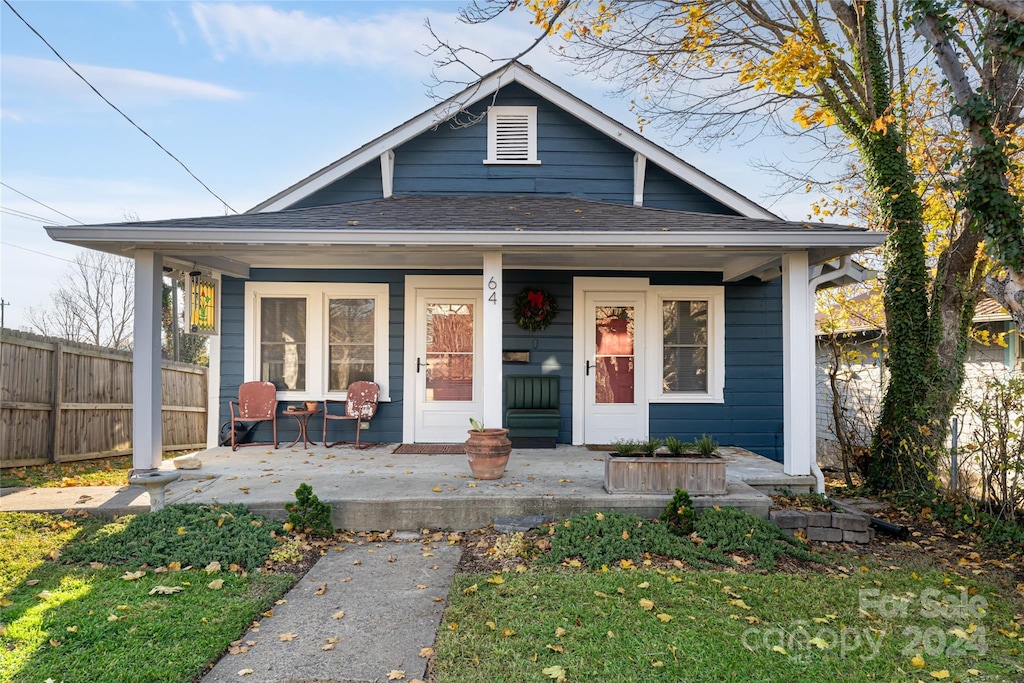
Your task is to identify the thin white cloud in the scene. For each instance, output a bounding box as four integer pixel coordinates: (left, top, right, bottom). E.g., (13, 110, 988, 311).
(167, 9, 189, 45)
(188, 2, 568, 77)
(0, 108, 24, 122)
(1, 55, 247, 106)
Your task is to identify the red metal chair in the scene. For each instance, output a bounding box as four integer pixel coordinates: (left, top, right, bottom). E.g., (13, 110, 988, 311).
(229, 381, 278, 450)
(322, 381, 380, 449)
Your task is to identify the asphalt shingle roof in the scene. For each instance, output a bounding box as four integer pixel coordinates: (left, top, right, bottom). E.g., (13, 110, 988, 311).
(56, 195, 867, 234)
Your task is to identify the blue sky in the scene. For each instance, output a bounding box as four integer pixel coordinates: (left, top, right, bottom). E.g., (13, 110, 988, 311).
(1, 0, 820, 330)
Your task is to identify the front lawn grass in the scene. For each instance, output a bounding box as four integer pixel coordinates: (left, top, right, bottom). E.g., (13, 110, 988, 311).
(0, 511, 295, 683)
(432, 567, 1023, 682)
(0, 451, 179, 489)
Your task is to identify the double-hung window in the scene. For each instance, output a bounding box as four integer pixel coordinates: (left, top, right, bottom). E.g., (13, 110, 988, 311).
(648, 286, 725, 403)
(245, 283, 390, 400)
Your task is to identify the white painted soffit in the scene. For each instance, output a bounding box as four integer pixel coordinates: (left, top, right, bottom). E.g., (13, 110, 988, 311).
(249, 62, 778, 220)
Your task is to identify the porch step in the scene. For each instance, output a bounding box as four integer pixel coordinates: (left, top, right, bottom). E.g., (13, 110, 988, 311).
(239, 479, 772, 531)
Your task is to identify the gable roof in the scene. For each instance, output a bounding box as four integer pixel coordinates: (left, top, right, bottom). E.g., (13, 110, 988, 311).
(250, 62, 778, 220)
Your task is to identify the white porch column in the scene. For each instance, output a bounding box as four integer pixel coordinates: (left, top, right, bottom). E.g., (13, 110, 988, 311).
(482, 252, 504, 429)
(781, 251, 813, 476)
(205, 272, 223, 448)
(133, 250, 163, 470)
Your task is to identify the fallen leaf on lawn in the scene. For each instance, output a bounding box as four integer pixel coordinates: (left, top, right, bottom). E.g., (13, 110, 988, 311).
(621, 530, 630, 540)
(656, 613, 673, 622)
(542, 664, 567, 682)
(419, 647, 434, 658)
(745, 615, 761, 625)
(772, 646, 788, 655)
(386, 670, 405, 680)
(546, 644, 564, 653)
(315, 583, 327, 595)
(485, 576, 505, 585)
(501, 627, 515, 637)
(205, 561, 221, 573)
(930, 671, 950, 679)
(968, 669, 981, 675)
(567, 559, 582, 568)
(168, 562, 181, 572)
(809, 637, 829, 649)
(149, 585, 183, 595)
(49, 638, 61, 647)
(637, 581, 650, 589)
(107, 614, 123, 622)
(262, 609, 274, 617)
(555, 627, 567, 638)
(485, 621, 497, 630)
(606, 630, 615, 638)
(594, 591, 610, 599)
(729, 599, 751, 610)
(652, 661, 664, 668)
(812, 617, 830, 624)
(911, 654, 926, 668)
(177, 527, 187, 535)
(66, 626, 78, 633)
(639, 599, 654, 610)
(278, 632, 297, 642)
(463, 584, 478, 594)
(333, 611, 345, 620)
(122, 571, 145, 581)
(595, 512, 604, 520)
(25, 579, 40, 586)
(89, 562, 105, 570)
(208, 579, 224, 590)
(36, 591, 53, 600)
(0, 598, 12, 607)
(448, 622, 458, 630)
(948, 627, 969, 640)
(237, 669, 254, 676)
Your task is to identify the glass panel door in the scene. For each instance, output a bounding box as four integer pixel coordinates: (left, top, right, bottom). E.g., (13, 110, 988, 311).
(425, 302, 475, 402)
(595, 306, 635, 404)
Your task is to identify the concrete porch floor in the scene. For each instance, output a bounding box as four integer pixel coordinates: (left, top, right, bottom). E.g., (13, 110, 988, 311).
(1, 445, 813, 530)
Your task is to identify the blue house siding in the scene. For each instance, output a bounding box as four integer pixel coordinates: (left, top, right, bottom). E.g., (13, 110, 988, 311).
(221, 269, 783, 461)
(290, 82, 740, 213)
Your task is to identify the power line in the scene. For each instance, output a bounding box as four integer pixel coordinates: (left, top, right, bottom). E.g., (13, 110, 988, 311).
(1, 206, 57, 223)
(2, 0, 238, 215)
(1, 240, 129, 274)
(0, 181, 84, 224)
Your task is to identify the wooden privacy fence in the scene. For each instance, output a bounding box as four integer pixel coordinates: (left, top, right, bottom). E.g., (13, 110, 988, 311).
(1, 329, 208, 468)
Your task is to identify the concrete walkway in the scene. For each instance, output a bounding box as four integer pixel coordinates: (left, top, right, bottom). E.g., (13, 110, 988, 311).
(200, 541, 461, 683)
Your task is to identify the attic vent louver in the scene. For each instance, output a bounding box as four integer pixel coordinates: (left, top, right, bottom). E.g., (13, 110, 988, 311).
(485, 106, 539, 165)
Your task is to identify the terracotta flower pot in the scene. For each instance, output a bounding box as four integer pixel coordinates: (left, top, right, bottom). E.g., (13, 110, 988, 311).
(465, 428, 511, 480)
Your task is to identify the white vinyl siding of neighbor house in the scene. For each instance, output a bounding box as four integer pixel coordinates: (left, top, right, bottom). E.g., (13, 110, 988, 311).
(648, 286, 725, 403)
(484, 106, 540, 164)
(244, 282, 390, 401)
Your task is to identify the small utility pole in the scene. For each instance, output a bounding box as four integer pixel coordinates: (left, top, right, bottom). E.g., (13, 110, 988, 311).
(0, 298, 8, 329)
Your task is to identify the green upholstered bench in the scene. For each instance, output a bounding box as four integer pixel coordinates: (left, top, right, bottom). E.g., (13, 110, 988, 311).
(505, 374, 561, 449)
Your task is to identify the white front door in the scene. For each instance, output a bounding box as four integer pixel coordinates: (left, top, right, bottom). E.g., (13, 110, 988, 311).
(411, 288, 483, 442)
(582, 290, 648, 443)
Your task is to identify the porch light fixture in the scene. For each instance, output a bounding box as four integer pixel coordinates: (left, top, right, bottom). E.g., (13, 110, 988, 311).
(188, 268, 218, 335)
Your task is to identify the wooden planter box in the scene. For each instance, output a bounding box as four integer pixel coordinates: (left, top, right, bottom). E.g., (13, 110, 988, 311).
(603, 453, 727, 495)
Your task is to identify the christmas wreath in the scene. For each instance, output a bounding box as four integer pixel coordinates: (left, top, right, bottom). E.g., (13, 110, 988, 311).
(513, 287, 558, 332)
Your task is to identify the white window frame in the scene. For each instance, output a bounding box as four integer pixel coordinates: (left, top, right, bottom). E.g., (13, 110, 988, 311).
(646, 286, 725, 404)
(244, 282, 390, 401)
(484, 105, 541, 165)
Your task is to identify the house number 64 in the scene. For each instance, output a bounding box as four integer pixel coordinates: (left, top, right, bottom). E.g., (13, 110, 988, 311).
(487, 276, 497, 304)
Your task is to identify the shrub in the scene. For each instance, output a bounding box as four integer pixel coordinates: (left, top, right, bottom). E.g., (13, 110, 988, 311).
(660, 488, 696, 536)
(664, 436, 694, 455)
(610, 439, 641, 456)
(696, 507, 827, 570)
(63, 503, 281, 569)
(544, 510, 731, 569)
(692, 434, 720, 456)
(640, 438, 664, 456)
(285, 483, 334, 538)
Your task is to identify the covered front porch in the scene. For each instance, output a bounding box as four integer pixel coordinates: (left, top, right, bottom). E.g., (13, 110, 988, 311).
(0, 444, 815, 529)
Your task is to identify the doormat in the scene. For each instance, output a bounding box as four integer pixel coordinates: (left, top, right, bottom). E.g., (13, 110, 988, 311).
(586, 444, 616, 451)
(392, 444, 465, 455)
